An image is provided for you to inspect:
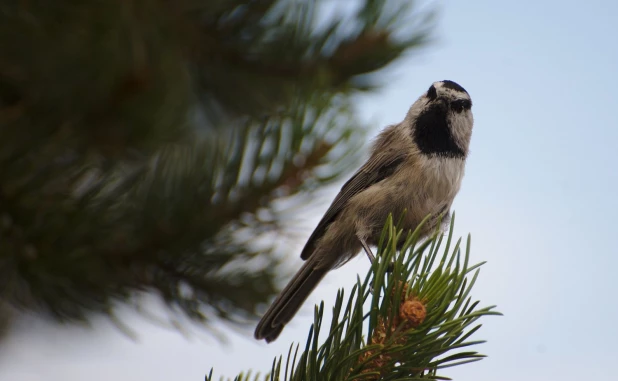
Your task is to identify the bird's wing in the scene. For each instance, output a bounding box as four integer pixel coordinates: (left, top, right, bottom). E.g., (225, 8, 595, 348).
(299, 151, 407, 260)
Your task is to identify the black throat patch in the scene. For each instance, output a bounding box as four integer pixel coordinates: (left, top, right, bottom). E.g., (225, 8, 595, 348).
(412, 104, 466, 158)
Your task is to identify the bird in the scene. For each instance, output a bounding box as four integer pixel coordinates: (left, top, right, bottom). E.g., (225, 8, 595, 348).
(254, 80, 474, 342)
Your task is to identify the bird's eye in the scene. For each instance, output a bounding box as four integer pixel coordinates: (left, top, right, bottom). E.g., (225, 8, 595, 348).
(450, 99, 471, 113)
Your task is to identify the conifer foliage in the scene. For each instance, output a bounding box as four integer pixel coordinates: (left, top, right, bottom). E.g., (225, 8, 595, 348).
(207, 216, 500, 380)
(0, 1, 434, 331)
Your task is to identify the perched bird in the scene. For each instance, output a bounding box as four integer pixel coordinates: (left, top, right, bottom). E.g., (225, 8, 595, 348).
(255, 80, 474, 342)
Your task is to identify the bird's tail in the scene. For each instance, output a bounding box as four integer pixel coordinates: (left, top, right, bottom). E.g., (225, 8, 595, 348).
(254, 256, 329, 342)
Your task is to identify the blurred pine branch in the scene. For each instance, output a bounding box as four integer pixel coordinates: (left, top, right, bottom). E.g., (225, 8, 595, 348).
(0, 0, 435, 333)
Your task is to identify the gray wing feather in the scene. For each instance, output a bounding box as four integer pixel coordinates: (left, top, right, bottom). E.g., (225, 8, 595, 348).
(299, 151, 406, 260)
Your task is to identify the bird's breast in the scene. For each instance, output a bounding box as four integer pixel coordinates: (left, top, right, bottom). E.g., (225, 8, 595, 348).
(393, 156, 465, 229)
(419, 156, 465, 195)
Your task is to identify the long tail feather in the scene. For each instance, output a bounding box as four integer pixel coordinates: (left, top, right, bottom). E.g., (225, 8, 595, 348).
(254, 256, 329, 342)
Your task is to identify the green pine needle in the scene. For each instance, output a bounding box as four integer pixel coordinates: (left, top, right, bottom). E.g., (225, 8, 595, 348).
(207, 215, 501, 380)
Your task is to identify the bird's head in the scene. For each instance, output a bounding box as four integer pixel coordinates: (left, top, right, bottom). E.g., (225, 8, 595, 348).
(407, 80, 474, 159)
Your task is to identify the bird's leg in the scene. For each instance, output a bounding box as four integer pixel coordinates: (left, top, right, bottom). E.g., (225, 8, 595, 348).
(357, 234, 394, 273)
(360, 237, 376, 263)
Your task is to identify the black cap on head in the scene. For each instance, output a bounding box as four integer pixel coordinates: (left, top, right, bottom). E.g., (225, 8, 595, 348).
(440, 80, 468, 95)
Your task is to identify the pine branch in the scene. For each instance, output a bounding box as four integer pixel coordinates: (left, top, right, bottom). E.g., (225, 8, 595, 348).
(207, 215, 501, 380)
(0, 94, 364, 325)
(180, 0, 436, 124)
(0, 0, 437, 333)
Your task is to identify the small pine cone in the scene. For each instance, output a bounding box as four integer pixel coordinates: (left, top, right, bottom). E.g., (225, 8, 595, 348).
(399, 299, 426, 328)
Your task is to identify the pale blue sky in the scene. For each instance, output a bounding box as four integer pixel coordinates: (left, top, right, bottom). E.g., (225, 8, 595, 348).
(1, 1, 617, 380)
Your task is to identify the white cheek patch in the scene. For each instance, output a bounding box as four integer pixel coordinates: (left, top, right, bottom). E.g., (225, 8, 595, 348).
(449, 113, 473, 152)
